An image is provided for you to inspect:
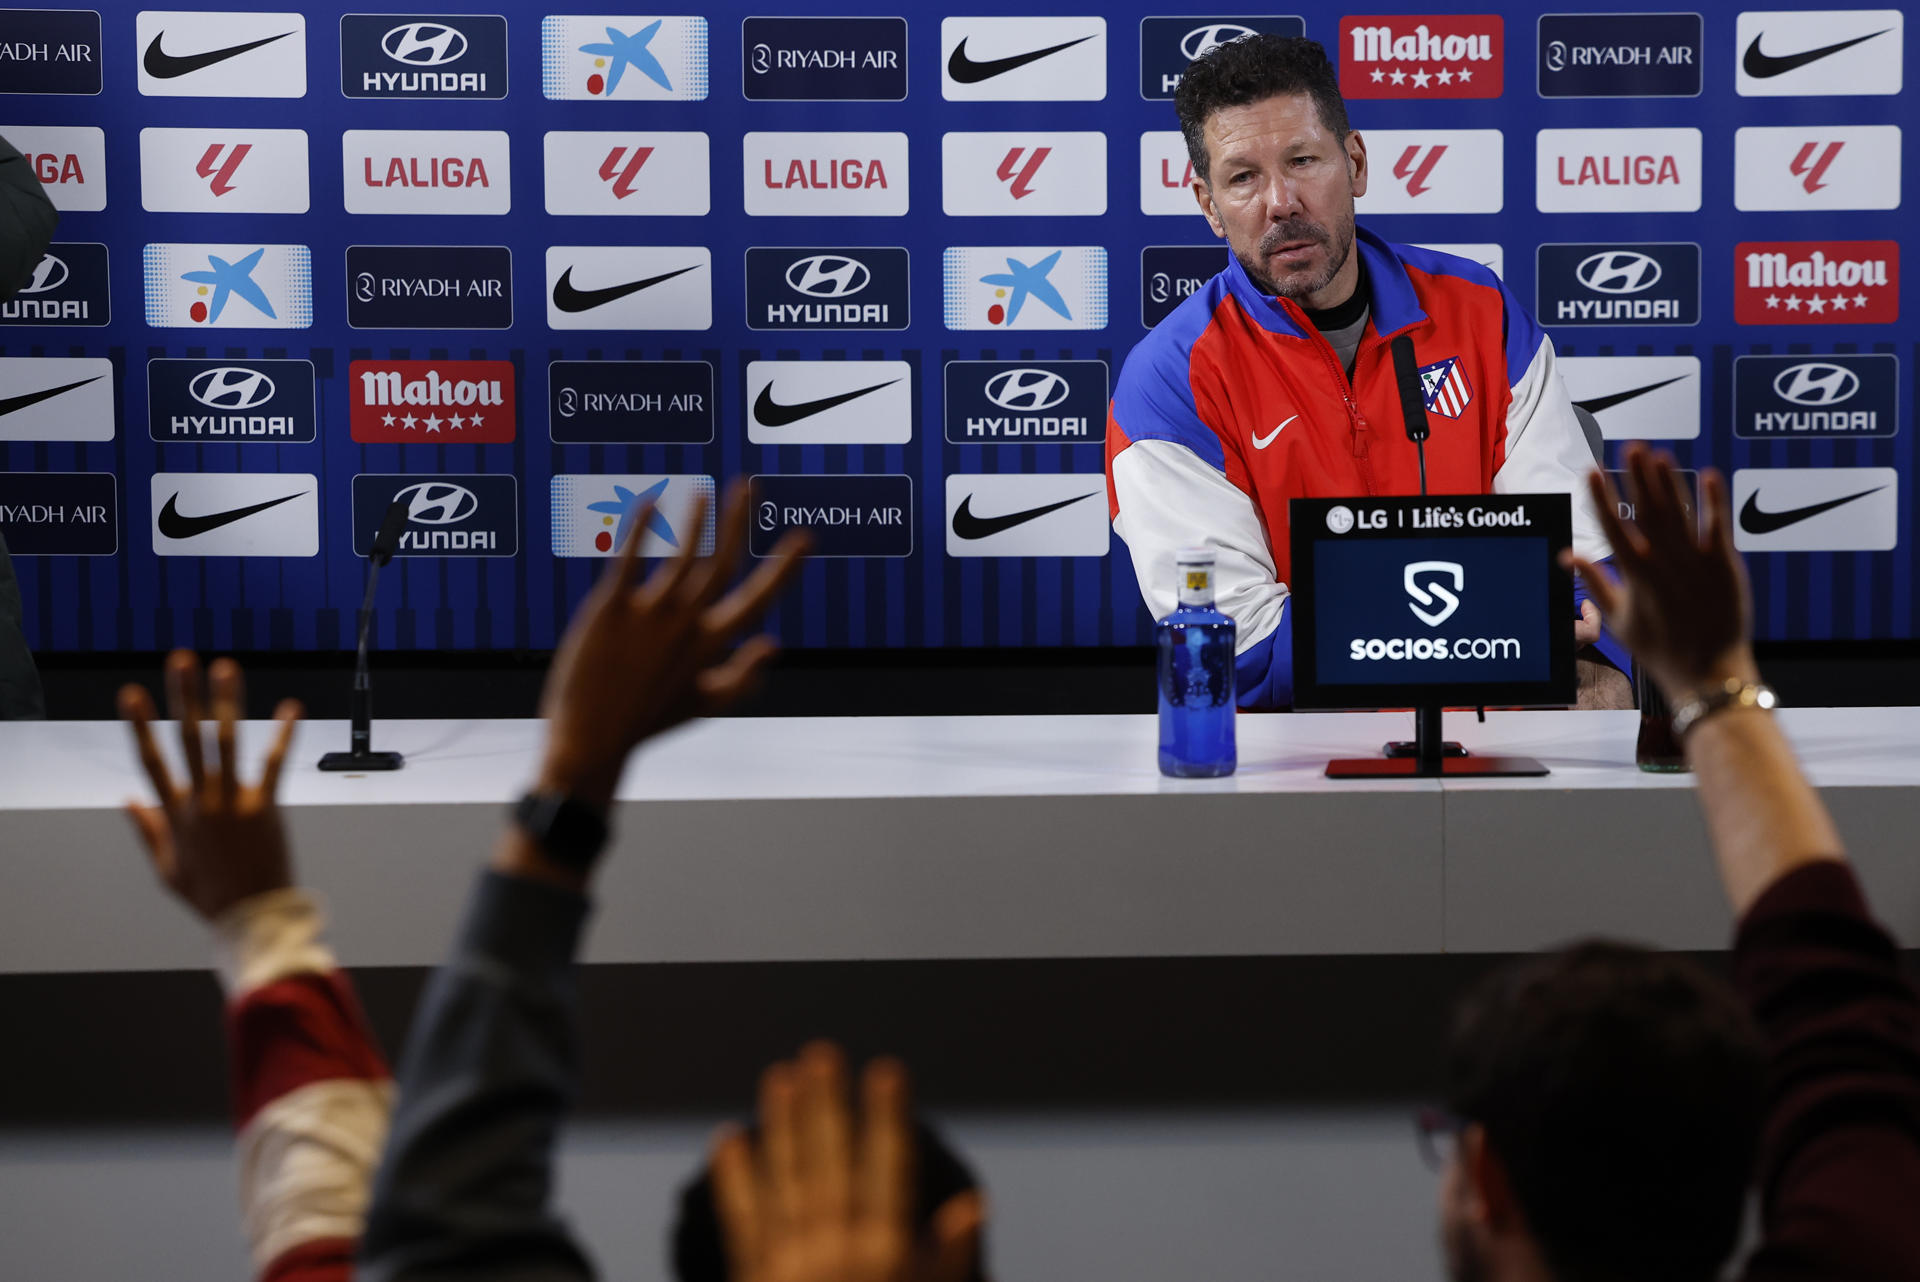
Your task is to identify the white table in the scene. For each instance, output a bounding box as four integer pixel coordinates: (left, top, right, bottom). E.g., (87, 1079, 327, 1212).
(3, 709, 1916, 973)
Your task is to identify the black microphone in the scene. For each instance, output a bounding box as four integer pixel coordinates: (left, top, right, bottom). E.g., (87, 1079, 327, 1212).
(1390, 334, 1431, 497)
(318, 497, 410, 772)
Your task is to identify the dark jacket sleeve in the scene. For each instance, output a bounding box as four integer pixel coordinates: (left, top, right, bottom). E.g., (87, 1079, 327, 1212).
(0, 134, 60, 302)
(356, 871, 596, 1282)
(1736, 861, 1920, 1281)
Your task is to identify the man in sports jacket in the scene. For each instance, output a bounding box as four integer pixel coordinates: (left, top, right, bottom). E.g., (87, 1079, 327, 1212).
(1106, 35, 1630, 708)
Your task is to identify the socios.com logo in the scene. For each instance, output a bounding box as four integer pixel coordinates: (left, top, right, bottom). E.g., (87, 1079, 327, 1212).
(1575, 251, 1662, 295)
(786, 254, 870, 299)
(189, 365, 277, 410)
(1774, 362, 1859, 407)
(1405, 560, 1464, 627)
(383, 22, 468, 66)
(1181, 23, 1256, 60)
(985, 367, 1070, 412)
(22, 255, 69, 295)
(397, 481, 479, 525)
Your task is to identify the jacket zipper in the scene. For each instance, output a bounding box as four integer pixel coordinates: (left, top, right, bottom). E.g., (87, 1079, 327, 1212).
(1279, 298, 1378, 496)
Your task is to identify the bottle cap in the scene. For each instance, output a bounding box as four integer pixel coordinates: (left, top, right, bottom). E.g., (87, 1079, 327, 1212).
(1176, 547, 1215, 565)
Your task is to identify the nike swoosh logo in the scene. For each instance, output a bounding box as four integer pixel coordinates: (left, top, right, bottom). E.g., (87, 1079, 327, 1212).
(951, 491, 1098, 540)
(157, 490, 303, 540)
(1742, 28, 1891, 79)
(947, 34, 1095, 84)
(1737, 487, 1884, 535)
(753, 378, 900, 427)
(1252, 414, 1297, 449)
(0, 375, 103, 418)
(551, 264, 701, 314)
(1573, 375, 1689, 416)
(143, 30, 294, 79)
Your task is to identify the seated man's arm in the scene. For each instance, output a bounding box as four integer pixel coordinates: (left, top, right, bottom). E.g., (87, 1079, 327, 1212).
(1107, 348, 1291, 708)
(0, 133, 59, 301)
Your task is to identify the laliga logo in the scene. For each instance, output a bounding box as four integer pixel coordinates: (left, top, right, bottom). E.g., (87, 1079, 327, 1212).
(1545, 40, 1568, 71)
(1576, 251, 1662, 295)
(383, 22, 467, 66)
(786, 254, 869, 298)
(22, 254, 68, 295)
(189, 366, 276, 410)
(758, 500, 778, 531)
(1181, 24, 1256, 60)
(750, 43, 772, 74)
(1405, 560, 1464, 627)
(985, 368, 1070, 412)
(355, 271, 377, 303)
(396, 481, 479, 525)
(1774, 362, 1858, 407)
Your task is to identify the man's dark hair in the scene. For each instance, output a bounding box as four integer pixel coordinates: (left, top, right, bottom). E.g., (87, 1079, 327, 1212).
(671, 1118, 986, 1282)
(1174, 34, 1350, 184)
(1447, 942, 1766, 1282)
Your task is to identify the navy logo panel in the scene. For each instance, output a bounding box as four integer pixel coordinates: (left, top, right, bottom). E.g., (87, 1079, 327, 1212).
(148, 358, 318, 443)
(548, 360, 714, 443)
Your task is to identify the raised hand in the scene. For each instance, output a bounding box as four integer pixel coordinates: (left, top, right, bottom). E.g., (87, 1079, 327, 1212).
(536, 479, 808, 805)
(1563, 444, 1756, 700)
(119, 651, 302, 922)
(713, 1043, 985, 1282)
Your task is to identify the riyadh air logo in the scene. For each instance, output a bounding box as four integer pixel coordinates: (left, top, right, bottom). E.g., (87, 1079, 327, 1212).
(1354, 130, 1503, 213)
(1733, 126, 1901, 211)
(1405, 561, 1463, 626)
(143, 243, 313, 329)
(1579, 250, 1661, 294)
(942, 132, 1107, 216)
(136, 11, 307, 97)
(138, 127, 310, 213)
(550, 473, 717, 557)
(541, 15, 709, 100)
(0, 8, 103, 95)
(541, 131, 710, 216)
(1736, 10, 1902, 97)
(741, 16, 907, 101)
(943, 246, 1108, 331)
(1417, 357, 1473, 419)
(341, 14, 506, 98)
(1732, 354, 1897, 439)
(942, 16, 1106, 101)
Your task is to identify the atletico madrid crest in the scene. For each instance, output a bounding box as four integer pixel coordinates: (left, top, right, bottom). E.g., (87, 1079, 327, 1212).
(1418, 356, 1473, 419)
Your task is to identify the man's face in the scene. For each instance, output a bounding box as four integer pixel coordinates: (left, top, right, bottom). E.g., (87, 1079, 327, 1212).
(1192, 92, 1367, 303)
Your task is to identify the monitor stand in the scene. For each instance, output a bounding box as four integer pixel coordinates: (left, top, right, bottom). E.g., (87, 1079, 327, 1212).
(1326, 704, 1549, 778)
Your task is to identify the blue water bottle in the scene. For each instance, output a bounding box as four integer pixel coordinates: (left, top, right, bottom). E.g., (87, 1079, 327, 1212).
(1157, 548, 1237, 778)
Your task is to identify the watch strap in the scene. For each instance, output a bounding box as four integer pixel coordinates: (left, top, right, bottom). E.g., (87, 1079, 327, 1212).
(1670, 678, 1777, 740)
(512, 791, 610, 870)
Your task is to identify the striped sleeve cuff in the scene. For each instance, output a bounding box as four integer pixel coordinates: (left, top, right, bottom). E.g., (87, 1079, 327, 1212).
(213, 888, 340, 999)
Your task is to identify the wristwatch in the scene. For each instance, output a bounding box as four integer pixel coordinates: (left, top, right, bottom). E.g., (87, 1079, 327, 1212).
(1670, 678, 1777, 740)
(511, 790, 610, 870)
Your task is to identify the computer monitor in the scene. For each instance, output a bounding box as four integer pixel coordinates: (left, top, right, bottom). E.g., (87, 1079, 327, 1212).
(1288, 493, 1577, 776)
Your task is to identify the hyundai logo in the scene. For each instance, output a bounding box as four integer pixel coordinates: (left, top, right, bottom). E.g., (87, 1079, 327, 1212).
(785, 254, 870, 299)
(1575, 251, 1662, 295)
(985, 368, 1070, 412)
(1181, 23, 1257, 61)
(21, 255, 68, 295)
(395, 481, 479, 525)
(383, 22, 467, 66)
(188, 366, 277, 410)
(1774, 362, 1859, 407)
(750, 42, 772, 74)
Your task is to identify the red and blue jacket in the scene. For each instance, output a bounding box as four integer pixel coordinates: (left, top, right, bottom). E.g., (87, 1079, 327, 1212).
(1106, 227, 1625, 707)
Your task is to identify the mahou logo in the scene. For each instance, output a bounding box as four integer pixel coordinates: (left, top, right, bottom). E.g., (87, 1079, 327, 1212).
(1735, 241, 1899, 325)
(1340, 15, 1503, 98)
(348, 359, 516, 441)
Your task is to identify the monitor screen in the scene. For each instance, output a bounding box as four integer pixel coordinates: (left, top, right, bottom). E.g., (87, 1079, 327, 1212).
(1289, 494, 1576, 710)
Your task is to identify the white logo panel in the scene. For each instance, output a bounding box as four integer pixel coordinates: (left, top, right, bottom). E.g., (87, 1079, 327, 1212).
(150, 472, 318, 556)
(542, 131, 711, 216)
(0, 358, 115, 441)
(746, 360, 912, 445)
(942, 131, 1107, 216)
(1536, 128, 1702, 212)
(136, 11, 308, 97)
(2, 125, 106, 211)
(1353, 130, 1503, 214)
(540, 14, 709, 100)
(545, 246, 712, 330)
(1732, 467, 1899, 551)
(945, 472, 1110, 557)
(143, 243, 313, 329)
(941, 16, 1106, 101)
(943, 246, 1108, 331)
(1413, 243, 1506, 279)
(744, 131, 908, 216)
(1735, 10, 1902, 97)
(139, 127, 310, 213)
(1557, 356, 1701, 440)
(343, 129, 511, 215)
(1139, 131, 1198, 215)
(550, 473, 717, 557)
(1733, 125, 1902, 211)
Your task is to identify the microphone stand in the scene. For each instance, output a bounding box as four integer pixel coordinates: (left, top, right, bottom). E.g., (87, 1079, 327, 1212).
(318, 501, 408, 771)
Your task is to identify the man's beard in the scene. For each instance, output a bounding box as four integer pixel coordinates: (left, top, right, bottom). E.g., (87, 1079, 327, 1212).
(1236, 216, 1355, 301)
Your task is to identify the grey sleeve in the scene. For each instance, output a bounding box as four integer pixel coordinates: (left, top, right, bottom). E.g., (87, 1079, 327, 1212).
(0, 134, 60, 302)
(356, 871, 597, 1282)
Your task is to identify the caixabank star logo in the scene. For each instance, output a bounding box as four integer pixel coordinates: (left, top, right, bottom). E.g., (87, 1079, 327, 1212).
(541, 14, 707, 100)
(943, 247, 1107, 331)
(143, 243, 312, 329)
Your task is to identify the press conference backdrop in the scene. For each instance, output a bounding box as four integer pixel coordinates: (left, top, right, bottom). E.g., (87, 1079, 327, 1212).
(0, 3, 1910, 653)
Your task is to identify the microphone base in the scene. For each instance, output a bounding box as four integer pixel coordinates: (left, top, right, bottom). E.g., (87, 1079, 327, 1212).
(317, 749, 405, 773)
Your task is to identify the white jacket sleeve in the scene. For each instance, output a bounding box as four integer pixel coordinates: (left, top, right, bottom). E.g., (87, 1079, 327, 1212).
(1492, 334, 1614, 564)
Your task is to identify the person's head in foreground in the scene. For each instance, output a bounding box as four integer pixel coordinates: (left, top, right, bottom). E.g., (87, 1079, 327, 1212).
(1435, 942, 1766, 1282)
(1174, 33, 1365, 308)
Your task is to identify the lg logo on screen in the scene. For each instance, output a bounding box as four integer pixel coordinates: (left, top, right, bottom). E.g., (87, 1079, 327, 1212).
(1405, 561, 1465, 627)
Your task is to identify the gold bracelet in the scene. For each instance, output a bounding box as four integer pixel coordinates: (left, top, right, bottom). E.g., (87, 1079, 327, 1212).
(1670, 678, 1777, 740)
